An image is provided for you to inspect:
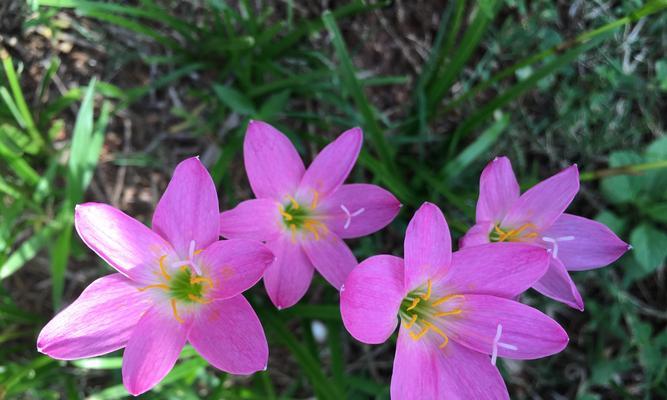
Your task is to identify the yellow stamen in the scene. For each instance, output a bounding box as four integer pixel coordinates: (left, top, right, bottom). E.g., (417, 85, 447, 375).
(434, 309, 462, 317)
(431, 294, 464, 307)
(409, 325, 430, 341)
(303, 221, 320, 240)
(190, 276, 214, 288)
(420, 279, 432, 301)
(171, 299, 184, 324)
(290, 224, 297, 244)
(159, 255, 171, 280)
(138, 283, 170, 292)
(495, 223, 538, 242)
(188, 294, 212, 304)
(311, 190, 319, 209)
(406, 297, 421, 311)
(403, 314, 418, 329)
(286, 195, 300, 209)
(279, 210, 294, 221)
(193, 249, 203, 256)
(423, 321, 450, 349)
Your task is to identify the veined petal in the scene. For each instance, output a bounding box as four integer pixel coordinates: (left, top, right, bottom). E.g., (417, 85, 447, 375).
(244, 120, 305, 199)
(200, 240, 274, 300)
(75, 203, 174, 283)
(476, 156, 520, 223)
(152, 157, 220, 258)
(302, 234, 357, 289)
(542, 213, 629, 271)
(391, 328, 508, 400)
(404, 203, 452, 291)
(298, 127, 363, 198)
(444, 294, 568, 360)
(263, 237, 314, 309)
(460, 221, 493, 248)
(437, 243, 549, 298)
(532, 257, 584, 310)
(37, 274, 151, 360)
(188, 296, 268, 374)
(122, 304, 189, 396)
(219, 199, 282, 241)
(340, 255, 405, 344)
(320, 183, 401, 239)
(502, 165, 579, 231)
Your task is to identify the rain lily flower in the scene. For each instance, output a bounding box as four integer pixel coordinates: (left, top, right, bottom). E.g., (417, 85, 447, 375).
(461, 157, 630, 310)
(219, 121, 400, 309)
(37, 158, 273, 396)
(341, 203, 568, 399)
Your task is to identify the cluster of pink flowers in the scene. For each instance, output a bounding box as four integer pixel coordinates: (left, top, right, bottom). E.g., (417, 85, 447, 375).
(37, 121, 629, 398)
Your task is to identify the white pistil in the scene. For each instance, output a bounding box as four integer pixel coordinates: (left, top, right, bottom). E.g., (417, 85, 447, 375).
(340, 204, 365, 229)
(542, 236, 574, 259)
(491, 324, 517, 366)
(171, 240, 202, 275)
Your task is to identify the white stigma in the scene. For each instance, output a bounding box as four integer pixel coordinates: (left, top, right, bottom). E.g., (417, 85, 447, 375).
(491, 324, 517, 366)
(340, 204, 365, 230)
(542, 236, 574, 259)
(171, 240, 202, 275)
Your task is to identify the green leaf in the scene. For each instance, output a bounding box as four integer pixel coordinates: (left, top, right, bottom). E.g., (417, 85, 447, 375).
(644, 136, 667, 198)
(213, 84, 256, 115)
(0, 220, 62, 280)
(656, 59, 667, 91)
(600, 151, 645, 204)
(630, 223, 667, 273)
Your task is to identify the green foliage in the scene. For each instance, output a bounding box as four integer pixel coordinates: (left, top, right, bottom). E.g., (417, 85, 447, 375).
(1, 0, 666, 399)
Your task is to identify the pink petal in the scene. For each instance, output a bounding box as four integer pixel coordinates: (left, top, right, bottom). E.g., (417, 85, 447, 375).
(502, 165, 579, 231)
(445, 294, 569, 360)
(340, 255, 405, 344)
(244, 120, 305, 199)
(199, 239, 274, 299)
(476, 156, 520, 223)
(438, 243, 549, 298)
(391, 328, 508, 400)
(319, 183, 401, 239)
(298, 127, 363, 198)
(532, 257, 584, 310)
(404, 203, 452, 291)
(75, 203, 174, 283)
(188, 296, 268, 374)
(37, 274, 151, 360)
(219, 199, 282, 241)
(263, 237, 314, 309)
(459, 221, 493, 248)
(152, 157, 220, 258)
(122, 304, 189, 396)
(542, 213, 629, 271)
(302, 234, 357, 289)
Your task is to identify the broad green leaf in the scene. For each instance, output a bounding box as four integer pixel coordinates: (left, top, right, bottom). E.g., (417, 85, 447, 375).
(600, 151, 645, 204)
(630, 223, 667, 273)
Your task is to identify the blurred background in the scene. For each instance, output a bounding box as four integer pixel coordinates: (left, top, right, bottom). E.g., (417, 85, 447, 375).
(1, 0, 666, 399)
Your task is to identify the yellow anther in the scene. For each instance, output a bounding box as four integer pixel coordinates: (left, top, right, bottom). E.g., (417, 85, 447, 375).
(193, 249, 203, 256)
(420, 280, 432, 301)
(423, 321, 450, 349)
(138, 283, 170, 292)
(190, 276, 214, 288)
(187, 294, 212, 304)
(434, 309, 462, 318)
(431, 294, 464, 307)
(171, 299, 184, 324)
(290, 224, 297, 243)
(180, 265, 190, 273)
(409, 325, 430, 341)
(286, 195, 300, 209)
(495, 223, 538, 242)
(403, 314, 418, 329)
(311, 191, 319, 209)
(159, 255, 171, 280)
(406, 297, 421, 311)
(303, 221, 320, 240)
(279, 209, 294, 221)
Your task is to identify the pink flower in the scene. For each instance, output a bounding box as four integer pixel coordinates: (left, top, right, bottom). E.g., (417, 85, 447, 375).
(340, 203, 568, 400)
(37, 158, 273, 396)
(219, 121, 401, 309)
(461, 157, 630, 310)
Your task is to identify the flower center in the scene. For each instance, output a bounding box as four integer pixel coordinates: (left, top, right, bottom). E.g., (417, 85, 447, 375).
(138, 241, 213, 324)
(277, 193, 328, 242)
(490, 223, 539, 242)
(399, 280, 464, 349)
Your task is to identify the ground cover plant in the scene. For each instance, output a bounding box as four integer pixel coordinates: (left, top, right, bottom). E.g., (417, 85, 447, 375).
(1, 0, 666, 398)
